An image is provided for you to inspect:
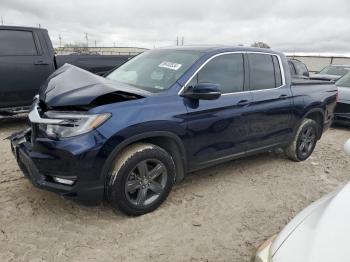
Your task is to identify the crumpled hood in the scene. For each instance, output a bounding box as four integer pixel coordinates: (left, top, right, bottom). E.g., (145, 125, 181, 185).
(271, 183, 350, 262)
(39, 64, 150, 107)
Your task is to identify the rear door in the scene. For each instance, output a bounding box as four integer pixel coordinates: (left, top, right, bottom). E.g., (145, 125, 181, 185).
(183, 53, 253, 169)
(0, 29, 55, 108)
(245, 53, 293, 150)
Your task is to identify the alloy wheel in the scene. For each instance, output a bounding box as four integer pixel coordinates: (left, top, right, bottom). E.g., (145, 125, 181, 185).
(124, 159, 167, 207)
(298, 126, 316, 157)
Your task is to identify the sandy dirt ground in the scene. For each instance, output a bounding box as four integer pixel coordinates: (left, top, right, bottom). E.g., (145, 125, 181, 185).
(1, 117, 350, 262)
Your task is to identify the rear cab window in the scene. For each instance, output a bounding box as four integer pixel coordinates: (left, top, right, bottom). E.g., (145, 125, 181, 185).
(288, 61, 297, 75)
(248, 53, 283, 90)
(294, 61, 308, 76)
(0, 30, 38, 56)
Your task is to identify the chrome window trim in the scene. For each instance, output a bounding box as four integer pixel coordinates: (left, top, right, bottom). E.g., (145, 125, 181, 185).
(178, 51, 286, 96)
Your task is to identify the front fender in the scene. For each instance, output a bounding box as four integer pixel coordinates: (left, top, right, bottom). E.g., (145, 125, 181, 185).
(98, 125, 188, 190)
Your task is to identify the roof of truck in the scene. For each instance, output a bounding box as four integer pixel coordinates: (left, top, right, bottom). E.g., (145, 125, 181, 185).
(158, 45, 283, 56)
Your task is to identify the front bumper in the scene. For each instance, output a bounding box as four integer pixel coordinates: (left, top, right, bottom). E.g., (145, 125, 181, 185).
(10, 128, 106, 206)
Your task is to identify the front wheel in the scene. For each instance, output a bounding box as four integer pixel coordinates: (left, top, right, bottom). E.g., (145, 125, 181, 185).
(108, 143, 175, 216)
(285, 118, 318, 162)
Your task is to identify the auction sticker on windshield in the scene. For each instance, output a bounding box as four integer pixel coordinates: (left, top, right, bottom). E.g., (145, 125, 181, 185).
(158, 61, 182, 70)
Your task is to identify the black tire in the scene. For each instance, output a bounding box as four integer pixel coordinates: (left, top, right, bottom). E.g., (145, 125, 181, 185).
(285, 118, 318, 162)
(108, 143, 175, 216)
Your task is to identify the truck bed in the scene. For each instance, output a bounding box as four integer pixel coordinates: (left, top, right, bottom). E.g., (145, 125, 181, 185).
(291, 78, 337, 128)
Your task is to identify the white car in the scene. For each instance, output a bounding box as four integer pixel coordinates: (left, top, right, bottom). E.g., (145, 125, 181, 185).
(255, 139, 350, 262)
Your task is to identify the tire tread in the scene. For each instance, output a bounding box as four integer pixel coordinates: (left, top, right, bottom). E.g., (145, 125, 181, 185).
(285, 118, 318, 162)
(108, 143, 175, 216)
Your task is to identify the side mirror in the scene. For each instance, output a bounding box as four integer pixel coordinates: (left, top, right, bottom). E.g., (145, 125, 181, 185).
(181, 83, 221, 100)
(303, 71, 310, 77)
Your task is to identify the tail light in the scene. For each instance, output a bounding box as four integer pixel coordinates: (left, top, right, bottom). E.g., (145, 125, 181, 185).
(336, 87, 339, 102)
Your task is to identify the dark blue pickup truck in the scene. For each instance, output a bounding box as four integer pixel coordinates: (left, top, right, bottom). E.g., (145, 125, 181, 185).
(10, 46, 337, 215)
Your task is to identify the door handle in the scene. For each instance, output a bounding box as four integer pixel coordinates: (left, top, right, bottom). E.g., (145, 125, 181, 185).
(279, 94, 288, 99)
(34, 60, 49, 65)
(237, 99, 250, 106)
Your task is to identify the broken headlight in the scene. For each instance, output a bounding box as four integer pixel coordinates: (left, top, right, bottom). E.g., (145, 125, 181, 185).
(39, 112, 111, 138)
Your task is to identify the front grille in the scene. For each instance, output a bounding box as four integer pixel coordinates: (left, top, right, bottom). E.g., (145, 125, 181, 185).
(335, 102, 350, 114)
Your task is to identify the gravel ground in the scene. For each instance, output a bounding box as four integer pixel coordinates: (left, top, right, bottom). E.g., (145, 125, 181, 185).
(1, 118, 349, 262)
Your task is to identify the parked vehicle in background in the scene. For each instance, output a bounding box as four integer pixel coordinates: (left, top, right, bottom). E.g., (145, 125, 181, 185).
(288, 58, 309, 79)
(10, 46, 337, 216)
(55, 54, 132, 76)
(333, 72, 350, 125)
(0, 26, 134, 115)
(311, 64, 350, 81)
(255, 139, 350, 262)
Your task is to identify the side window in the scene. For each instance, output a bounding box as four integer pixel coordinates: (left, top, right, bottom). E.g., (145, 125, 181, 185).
(272, 56, 282, 87)
(189, 53, 244, 94)
(0, 30, 37, 55)
(248, 54, 281, 90)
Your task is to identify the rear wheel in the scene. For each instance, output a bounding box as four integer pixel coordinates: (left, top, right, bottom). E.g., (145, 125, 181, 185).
(108, 143, 175, 216)
(285, 118, 318, 161)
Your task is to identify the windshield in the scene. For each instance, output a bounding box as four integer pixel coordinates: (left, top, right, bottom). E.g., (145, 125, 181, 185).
(106, 49, 202, 93)
(336, 72, 350, 88)
(319, 65, 350, 76)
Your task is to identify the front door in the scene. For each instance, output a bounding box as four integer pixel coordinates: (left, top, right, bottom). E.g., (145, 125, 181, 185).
(182, 53, 254, 170)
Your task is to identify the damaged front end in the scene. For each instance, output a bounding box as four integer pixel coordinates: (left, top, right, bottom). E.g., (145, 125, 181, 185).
(10, 122, 106, 205)
(33, 64, 148, 138)
(39, 63, 147, 109)
(9, 94, 111, 205)
(9, 64, 149, 205)
(29, 96, 111, 139)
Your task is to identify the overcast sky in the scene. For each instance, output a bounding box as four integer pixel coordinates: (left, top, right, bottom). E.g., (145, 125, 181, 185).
(1, 0, 350, 53)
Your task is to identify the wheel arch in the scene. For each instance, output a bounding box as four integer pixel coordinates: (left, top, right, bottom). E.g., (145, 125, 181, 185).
(101, 131, 187, 196)
(303, 108, 324, 139)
